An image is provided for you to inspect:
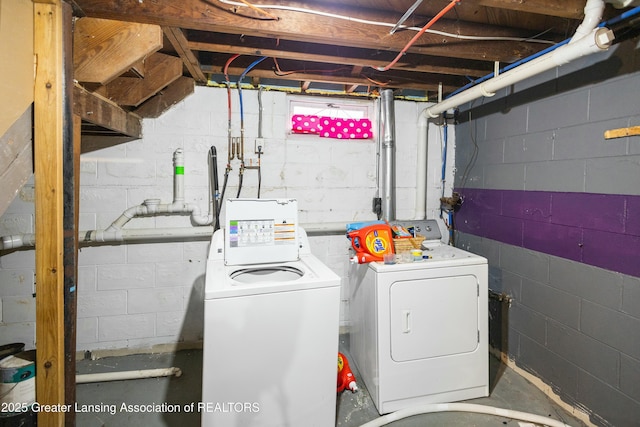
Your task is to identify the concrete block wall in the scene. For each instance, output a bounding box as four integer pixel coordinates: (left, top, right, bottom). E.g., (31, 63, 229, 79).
(0, 87, 448, 351)
(454, 39, 640, 427)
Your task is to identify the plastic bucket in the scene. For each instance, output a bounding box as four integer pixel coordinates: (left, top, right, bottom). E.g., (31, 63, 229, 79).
(0, 343, 24, 361)
(0, 350, 36, 427)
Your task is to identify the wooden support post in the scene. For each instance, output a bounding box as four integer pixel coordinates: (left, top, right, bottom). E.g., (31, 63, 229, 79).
(63, 112, 81, 426)
(33, 1, 74, 425)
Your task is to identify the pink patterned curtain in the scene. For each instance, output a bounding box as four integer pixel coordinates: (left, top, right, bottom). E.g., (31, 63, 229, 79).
(292, 114, 372, 139)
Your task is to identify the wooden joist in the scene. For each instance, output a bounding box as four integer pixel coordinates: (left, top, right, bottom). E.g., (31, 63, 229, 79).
(134, 76, 195, 118)
(97, 52, 183, 106)
(73, 17, 163, 85)
(163, 26, 207, 83)
(188, 36, 490, 78)
(72, 0, 546, 64)
(73, 83, 142, 138)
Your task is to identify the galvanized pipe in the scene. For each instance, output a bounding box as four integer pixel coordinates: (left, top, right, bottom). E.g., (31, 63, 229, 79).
(379, 89, 396, 221)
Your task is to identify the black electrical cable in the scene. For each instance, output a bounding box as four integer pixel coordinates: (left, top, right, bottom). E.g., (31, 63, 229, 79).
(257, 149, 262, 198)
(210, 146, 221, 231)
(218, 167, 231, 218)
(236, 170, 244, 198)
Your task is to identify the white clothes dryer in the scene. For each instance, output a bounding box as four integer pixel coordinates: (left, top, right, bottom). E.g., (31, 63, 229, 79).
(202, 199, 341, 427)
(349, 219, 488, 415)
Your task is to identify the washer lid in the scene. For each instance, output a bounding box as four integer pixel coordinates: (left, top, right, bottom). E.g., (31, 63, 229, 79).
(230, 266, 304, 284)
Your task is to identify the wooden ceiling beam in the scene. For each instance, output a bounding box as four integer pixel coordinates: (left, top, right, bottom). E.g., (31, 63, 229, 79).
(73, 83, 142, 138)
(163, 26, 208, 83)
(97, 52, 183, 107)
(188, 36, 491, 78)
(135, 76, 195, 118)
(474, 0, 586, 20)
(73, 0, 550, 63)
(346, 83, 360, 93)
(73, 17, 163, 85)
(207, 65, 459, 92)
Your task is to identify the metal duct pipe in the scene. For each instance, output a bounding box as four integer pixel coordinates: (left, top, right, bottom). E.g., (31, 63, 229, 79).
(379, 89, 396, 221)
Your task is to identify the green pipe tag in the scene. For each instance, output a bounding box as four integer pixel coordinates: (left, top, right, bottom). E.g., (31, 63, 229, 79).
(175, 166, 185, 175)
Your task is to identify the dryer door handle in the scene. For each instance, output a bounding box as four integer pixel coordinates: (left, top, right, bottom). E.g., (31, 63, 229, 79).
(402, 310, 411, 334)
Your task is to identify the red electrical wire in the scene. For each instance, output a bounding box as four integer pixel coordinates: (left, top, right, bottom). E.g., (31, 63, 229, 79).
(363, 75, 390, 86)
(375, 0, 461, 72)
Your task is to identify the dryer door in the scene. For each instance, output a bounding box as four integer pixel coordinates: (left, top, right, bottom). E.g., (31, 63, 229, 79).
(390, 274, 479, 362)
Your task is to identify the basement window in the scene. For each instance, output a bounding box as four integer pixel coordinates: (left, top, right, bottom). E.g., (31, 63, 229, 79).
(289, 97, 374, 140)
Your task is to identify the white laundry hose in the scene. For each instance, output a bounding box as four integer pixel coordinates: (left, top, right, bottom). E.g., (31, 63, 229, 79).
(76, 367, 182, 384)
(357, 402, 572, 427)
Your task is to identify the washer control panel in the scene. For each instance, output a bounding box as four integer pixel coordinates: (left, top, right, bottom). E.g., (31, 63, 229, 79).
(224, 198, 299, 265)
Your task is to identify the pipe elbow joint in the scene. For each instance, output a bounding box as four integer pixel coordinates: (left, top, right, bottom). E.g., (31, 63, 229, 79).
(1, 235, 25, 250)
(479, 85, 496, 97)
(425, 108, 440, 119)
(191, 215, 214, 226)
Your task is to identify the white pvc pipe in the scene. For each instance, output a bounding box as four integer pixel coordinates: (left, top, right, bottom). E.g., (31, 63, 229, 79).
(414, 113, 429, 220)
(357, 403, 572, 427)
(1, 221, 353, 250)
(424, 0, 613, 120)
(76, 367, 182, 384)
(571, 0, 605, 43)
(173, 149, 185, 203)
(98, 149, 214, 230)
(84, 226, 214, 243)
(104, 200, 212, 231)
(411, 0, 612, 219)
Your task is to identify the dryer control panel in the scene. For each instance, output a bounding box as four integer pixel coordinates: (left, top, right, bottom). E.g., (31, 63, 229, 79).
(390, 219, 441, 241)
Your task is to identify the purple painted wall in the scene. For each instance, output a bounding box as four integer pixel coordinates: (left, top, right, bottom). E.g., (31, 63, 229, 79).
(454, 188, 640, 277)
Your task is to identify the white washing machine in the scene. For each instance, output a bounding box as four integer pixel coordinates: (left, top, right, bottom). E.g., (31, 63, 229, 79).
(349, 219, 488, 415)
(202, 199, 341, 427)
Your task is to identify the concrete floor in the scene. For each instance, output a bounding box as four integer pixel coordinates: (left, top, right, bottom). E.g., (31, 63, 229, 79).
(74, 342, 588, 427)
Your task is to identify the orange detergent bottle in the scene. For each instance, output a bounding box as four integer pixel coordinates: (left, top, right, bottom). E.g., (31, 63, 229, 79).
(347, 223, 394, 264)
(337, 352, 358, 393)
